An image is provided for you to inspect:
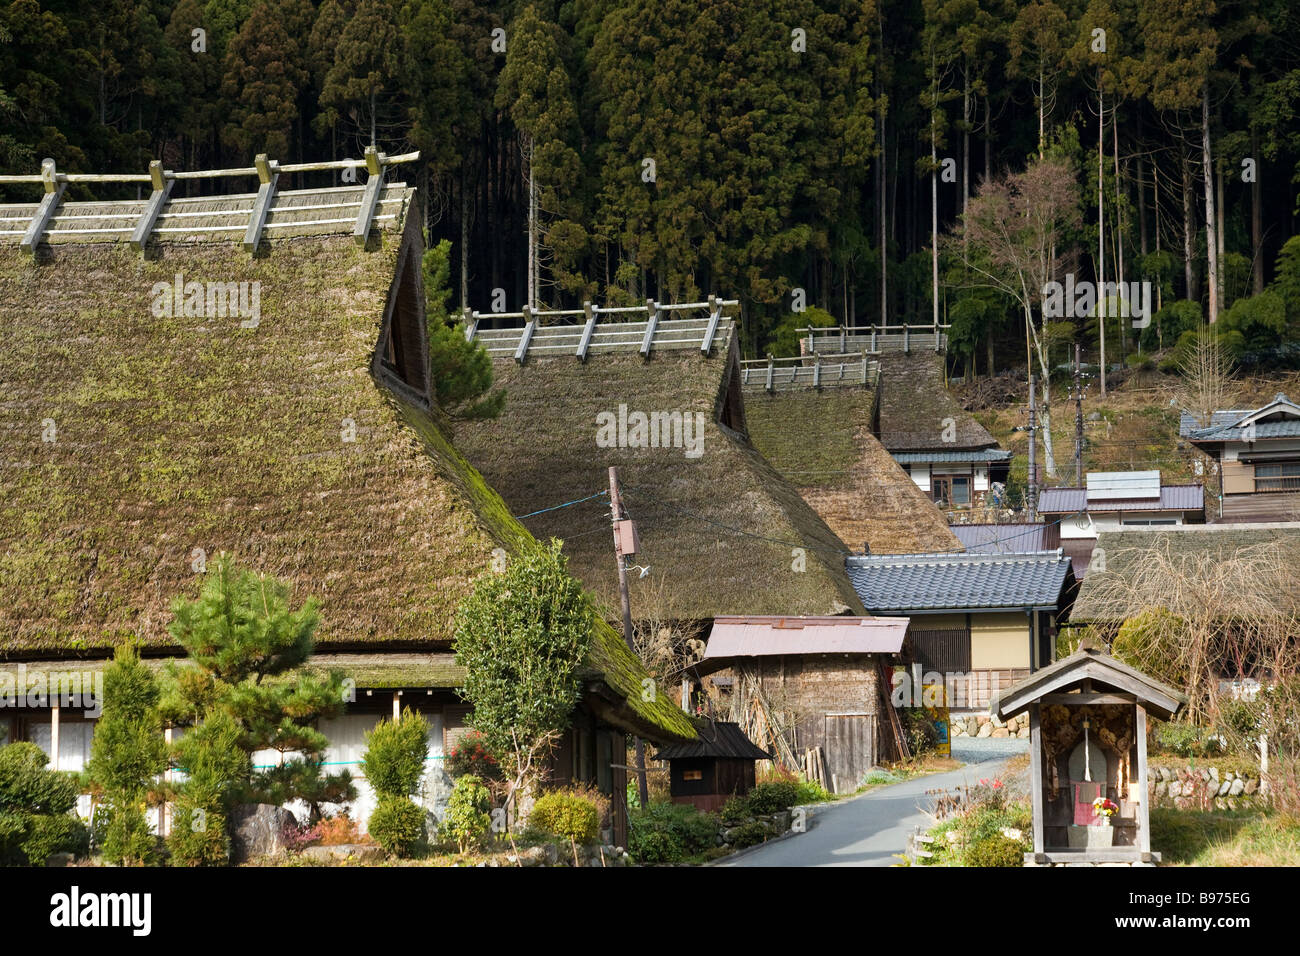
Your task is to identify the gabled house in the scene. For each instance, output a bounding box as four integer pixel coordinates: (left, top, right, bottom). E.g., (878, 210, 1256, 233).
(1037, 471, 1205, 577)
(0, 168, 692, 845)
(693, 615, 911, 792)
(740, 356, 963, 555)
(876, 352, 1011, 510)
(1181, 393, 1300, 522)
(845, 552, 1076, 710)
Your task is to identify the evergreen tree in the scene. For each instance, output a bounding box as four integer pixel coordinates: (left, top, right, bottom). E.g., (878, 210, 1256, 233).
(222, 0, 309, 158)
(87, 645, 167, 866)
(320, 0, 404, 147)
(424, 239, 505, 418)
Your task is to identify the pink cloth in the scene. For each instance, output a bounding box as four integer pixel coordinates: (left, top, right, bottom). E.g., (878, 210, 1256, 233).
(1073, 781, 1102, 826)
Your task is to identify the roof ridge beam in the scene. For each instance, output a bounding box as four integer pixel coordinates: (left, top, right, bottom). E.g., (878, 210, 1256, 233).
(131, 161, 173, 253)
(20, 158, 66, 256)
(700, 294, 722, 355)
(515, 306, 536, 364)
(242, 153, 280, 254)
(576, 300, 596, 361)
(352, 146, 386, 246)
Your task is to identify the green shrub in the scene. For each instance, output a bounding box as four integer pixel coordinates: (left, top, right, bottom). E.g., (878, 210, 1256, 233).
(443, 775, 492, 853)
(0, 742, 83, 865)
(862, 769, 900, 787)
(368, 795, 427, 857)
(727, 820, 774, 849)
(745, 781, 800, 814)
(901, 709, 939, 756)
(361, 709, 429, 799)
(628, 802, 719, 863)
(965, 834, 1024, 867)
(793, 777, 833, 803)
(529, 791, 599, 845)
(1155, 720, 1224, 759)
(167, 800, 230, 867)
(99, 801, 156, 866)
(719, 795, 751, 824)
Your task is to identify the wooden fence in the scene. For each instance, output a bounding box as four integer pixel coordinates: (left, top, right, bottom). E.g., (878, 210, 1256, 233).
(739, 352, 880, 392)
(800, 323, 950, 355)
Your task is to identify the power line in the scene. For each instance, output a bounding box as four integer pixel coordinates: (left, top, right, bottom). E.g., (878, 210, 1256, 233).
(512, 489, 608, 520)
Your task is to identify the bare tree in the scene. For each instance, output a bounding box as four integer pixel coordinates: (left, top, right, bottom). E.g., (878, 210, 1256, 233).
(955, 156, 1082, 478)
(1173, 324, 1236, 428)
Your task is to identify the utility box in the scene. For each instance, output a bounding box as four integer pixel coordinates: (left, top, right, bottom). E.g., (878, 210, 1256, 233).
(614, 518, 640, 556)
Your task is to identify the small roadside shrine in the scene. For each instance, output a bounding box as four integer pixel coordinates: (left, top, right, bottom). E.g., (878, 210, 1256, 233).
(653, 720, 772, 813)
(991, 643, 1186, 865)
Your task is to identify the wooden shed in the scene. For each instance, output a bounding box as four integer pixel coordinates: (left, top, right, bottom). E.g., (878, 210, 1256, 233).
(991, 644, 1186, 865)
(653, 721, 772, 812)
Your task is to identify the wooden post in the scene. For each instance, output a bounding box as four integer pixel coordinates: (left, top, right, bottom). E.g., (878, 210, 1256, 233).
(640, 298, 659, 357)
(839, 326, 846, 352)
(765, 356, 774, 393)
(577, 301, 596, 361)
(701, 294, 721, 354)
(243, 153, 279, 254)
(50, 702, 60, 772)
(813, 355, 821, 389)
(861, 349, 869, 385)
(903, 325, 910, 353)
(21, 158, 66, 256)
(1029, 703, 1045, 861)
(131, 160, 173, 253)
(1135, 703, 1151, 858)
(352, 145, 386, 246)
(392, 692, 401, 720)
(515, 306, 535, 364)
(608, 467, 649, 809)
(162, 726, 173, 838)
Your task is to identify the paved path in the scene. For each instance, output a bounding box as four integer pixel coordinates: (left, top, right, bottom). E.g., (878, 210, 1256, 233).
(717, 755, 1013, 868)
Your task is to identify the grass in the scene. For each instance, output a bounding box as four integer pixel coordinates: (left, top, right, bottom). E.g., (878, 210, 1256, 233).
(1151, 808, 1300, 866)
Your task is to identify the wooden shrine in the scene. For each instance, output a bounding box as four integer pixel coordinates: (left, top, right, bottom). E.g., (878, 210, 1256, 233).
(991, 643, 1186, 865)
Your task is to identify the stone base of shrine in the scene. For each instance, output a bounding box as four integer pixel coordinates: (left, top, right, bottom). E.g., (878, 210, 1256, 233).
(1024, 849, 1161, 866)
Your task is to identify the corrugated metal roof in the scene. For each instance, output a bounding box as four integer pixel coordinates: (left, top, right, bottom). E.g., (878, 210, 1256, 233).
(704, 615, 908, 660)
(844, 551, 1074, 611)
(1038, 484, 1204, 513)
(892, 449, 1013, 463)
(950, 523, 1049, 552)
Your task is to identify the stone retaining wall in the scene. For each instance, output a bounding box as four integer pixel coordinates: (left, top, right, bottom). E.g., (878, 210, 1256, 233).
(950, 713, 1030, 739)
(1149, 765, 1267, 810)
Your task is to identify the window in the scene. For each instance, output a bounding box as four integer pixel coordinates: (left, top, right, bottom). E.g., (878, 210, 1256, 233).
(1121, 518, 1178, 526)
(1256, 462, 1300, 492)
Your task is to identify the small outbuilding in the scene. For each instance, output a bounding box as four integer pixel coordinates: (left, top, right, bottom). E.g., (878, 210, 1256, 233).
(991, 643, 1186, 865)
(654, 721, 772, 812)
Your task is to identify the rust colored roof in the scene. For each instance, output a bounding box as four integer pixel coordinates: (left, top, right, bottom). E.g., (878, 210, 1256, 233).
(703, 614, 908, 661)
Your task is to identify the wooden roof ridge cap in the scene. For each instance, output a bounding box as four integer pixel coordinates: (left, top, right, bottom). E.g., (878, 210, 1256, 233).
(848, 549, 1066, 565)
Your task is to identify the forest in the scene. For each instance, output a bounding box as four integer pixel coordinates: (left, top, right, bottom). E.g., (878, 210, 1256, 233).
(2, 0, 1299, 367)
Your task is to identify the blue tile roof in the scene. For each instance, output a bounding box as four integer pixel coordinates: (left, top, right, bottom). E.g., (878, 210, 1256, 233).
(1181, 394, 1300, 441)
(892, 449, 1013, 464)
(845, 550, 1074, 612)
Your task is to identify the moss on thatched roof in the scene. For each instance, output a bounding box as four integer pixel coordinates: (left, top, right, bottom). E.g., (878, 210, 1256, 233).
(743, 385, 963, 555)
(453, 339, 865, 619)
(877, 351, 999, 452)
(0, 228, 694, 741)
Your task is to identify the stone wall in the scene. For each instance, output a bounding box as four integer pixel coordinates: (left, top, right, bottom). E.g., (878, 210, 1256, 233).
(1149, 764, 1267, 810)
(950, 712, 1030, 739)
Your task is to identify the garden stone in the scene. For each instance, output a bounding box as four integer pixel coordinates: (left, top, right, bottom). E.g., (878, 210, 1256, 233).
(230, 803, 297, 863)
(1244, 778, 1258, 795)
(772, 810, 792, 832)
(1218, 780, 1232, 797)
(300, 843, 387, 864)
(977, 722, 993, 738)
(991, 728, 1009, 738)
(1229, 778, 1245, 796)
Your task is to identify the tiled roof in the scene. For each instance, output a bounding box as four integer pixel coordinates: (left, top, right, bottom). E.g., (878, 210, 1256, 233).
(1038, 484, 1205, 514)
(950, 523, 1050, 553)
(1181, 394, 1300, 441)
(892, 449, 1013, 464)
(845, 551, 1075, 612)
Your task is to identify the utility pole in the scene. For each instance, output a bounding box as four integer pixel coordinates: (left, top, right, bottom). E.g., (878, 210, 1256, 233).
(1074, 343, 1084, 486)
(608, 466, 649, 810)
(1028, 374, 1038, 521)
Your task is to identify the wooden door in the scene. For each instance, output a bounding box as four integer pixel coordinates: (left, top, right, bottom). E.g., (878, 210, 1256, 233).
(824, 714, 874, 794)
(909, 627, 971, 674)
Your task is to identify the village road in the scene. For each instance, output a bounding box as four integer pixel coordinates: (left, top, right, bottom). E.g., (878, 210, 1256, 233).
(716, 755, 1013, 867)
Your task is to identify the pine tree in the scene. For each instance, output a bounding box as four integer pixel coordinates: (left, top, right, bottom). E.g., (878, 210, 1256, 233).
(320, 0, 403, 147)
(87, 645, 167, 866)
(161, 555, 355, 863)
(222, 0, 309, 158)
(423, 239, 504, 419)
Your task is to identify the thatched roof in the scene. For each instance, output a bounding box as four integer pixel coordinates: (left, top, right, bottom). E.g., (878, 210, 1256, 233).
(743, 385, 963, 554)
(0, 206, 694, 741)
(1071, 525, 1300, 623)
(453, 337, 866, 619)
(877, 351, 999, 452)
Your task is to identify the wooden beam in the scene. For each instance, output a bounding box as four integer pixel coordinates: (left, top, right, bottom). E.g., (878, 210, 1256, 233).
(1135, 703, 1151, 856)
(701, 294, 722, 354)
(131, 161, 173, 252)
(515, 312, 536, 364)
(242, 153, 279, 254)
(464, 310, 479, 342)
(50, 702, 60, 772)
(640, 298, 659, 357)
(1029, 703, 1044, 859)
(20, 158, 66, 256)
(352, 146, 386, 246)
(576, 301, 597, 361)
(1040, 692, 1137, 706)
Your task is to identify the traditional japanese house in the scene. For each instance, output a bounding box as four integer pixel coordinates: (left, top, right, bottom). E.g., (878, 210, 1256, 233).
(653, 720, 771, 812)
(693, 615, 911, 793)
(1181, 393, 1300, 522)
(992, 644, 1186, 865)
(0, 156, 692, 846)
(845, 551, 1076, 711)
